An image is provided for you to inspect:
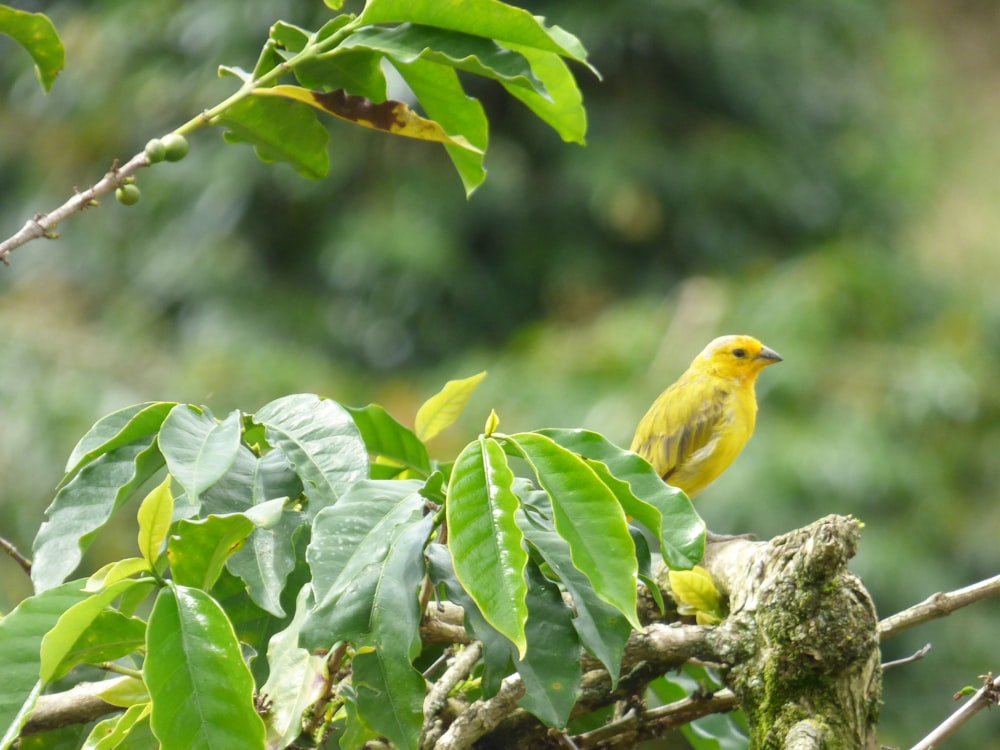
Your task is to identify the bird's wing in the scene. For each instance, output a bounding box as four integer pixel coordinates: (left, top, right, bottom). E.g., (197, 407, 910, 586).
(634, 379, 730, 482)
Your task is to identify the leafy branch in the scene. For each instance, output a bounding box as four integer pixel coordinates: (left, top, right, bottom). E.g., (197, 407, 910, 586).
(0, 0, 596, 264)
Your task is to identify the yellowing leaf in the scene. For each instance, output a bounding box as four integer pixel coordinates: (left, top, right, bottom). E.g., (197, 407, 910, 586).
(85, 557, 151, 592)
(254, 85, 484, 153)
(668, 565, 724, 625)
(415, 371, 487, 442)
(484, 408, 500, 437)
(137, 476, 174, 565)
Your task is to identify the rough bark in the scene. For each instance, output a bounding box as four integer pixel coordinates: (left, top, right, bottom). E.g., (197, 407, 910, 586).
(698, 514, 881, 749)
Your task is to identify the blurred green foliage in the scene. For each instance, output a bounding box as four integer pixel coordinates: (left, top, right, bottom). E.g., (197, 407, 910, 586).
(2, 0, 999, 746)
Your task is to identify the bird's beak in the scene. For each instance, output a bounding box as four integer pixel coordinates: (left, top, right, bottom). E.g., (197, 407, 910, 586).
(756, 346, 782, 364)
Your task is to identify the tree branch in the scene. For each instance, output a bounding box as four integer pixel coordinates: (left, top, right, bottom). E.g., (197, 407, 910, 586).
(0, 151, 150, 264)
(910, 672, 1000, 750)
(878, 573, 1000, 640)
(0, 534, 32, 576)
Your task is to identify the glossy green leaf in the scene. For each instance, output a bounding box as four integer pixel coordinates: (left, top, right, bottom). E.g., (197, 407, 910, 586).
(301, 480, 425, 649)
(32, 438, 165, 592)
(0, 581, 90, 750)
(227, 509, 304, 618)
(63, 402, 175, 479)
(159, 406, 242, 505)
(357, 0, 596, 74)
(425, 544, 511, 698)
(253, 394, 367, 514)
(40, 578, 145, 683)
(136, 476, 173, 566)
(447, 437, 529, 656)
(414, 371, 487, 443)
(536, 428, 706, 569)
(346, 404, 431, 477)
(219, 95, 330, 179)
(145, 585, 265, 749)
(260, 586, 328, 749)
(82, 703, 150, 750)
(342, 25, 546, 96)
(269, 20, 310, 54)
(210, 569, 280, 686)
(510, 432, 640, 629)
(352, 515, 434, 750)
(502, 45, 586, 144)
(167, 514, 256, 590)
(295, 47, 387, 101)
(0, 7, 64, 92)
(393, 58, 488, 196)
(514, 563, 581, 728)
(517, 493, 630, 687)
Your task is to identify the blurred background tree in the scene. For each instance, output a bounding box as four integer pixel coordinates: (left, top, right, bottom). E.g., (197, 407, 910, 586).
(1, 0, 998, 745)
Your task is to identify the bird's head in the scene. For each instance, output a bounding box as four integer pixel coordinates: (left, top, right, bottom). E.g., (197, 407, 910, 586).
(694, 334, 782, 383)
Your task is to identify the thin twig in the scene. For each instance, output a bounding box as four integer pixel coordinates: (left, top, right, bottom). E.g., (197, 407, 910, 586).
(0, 534, 32, 575)
(0, 152, 151, 264)
(882, 644, 932, 671)
(910, 672, 1000, 750)
(879, 574, 1000, 640)
(424, 643, 482, 720)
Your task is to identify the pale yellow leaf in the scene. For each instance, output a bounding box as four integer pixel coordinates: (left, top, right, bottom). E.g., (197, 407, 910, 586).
(136, 476, 174, 565)
(668, 565, 724, 624)
(415, 371, 487, 442)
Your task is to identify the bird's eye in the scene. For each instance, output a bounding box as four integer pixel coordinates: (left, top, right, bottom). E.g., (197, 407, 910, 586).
(732, 348, 747, 358)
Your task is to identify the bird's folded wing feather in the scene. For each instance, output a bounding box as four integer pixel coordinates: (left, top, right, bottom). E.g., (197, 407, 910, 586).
(634, 381, 729, 481)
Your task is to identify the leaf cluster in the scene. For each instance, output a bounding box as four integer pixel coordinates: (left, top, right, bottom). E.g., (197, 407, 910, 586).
(1, 374, 706, 749)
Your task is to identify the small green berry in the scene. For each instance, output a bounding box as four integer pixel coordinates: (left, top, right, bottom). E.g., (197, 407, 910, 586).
(161, 133, 190, 162)
(115, 184, 141, 206)
(145, 138, 167, 163)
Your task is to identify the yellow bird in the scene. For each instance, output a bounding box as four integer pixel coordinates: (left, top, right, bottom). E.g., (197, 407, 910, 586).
(630, 334, 782, 498)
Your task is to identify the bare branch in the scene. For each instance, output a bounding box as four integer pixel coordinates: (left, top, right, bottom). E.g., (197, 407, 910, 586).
(910, 673, 1000, 750)
(881, 644, 931, 671)
(21, 678, 126, 736)
(433, 673, 526, 750)
(879, 574, 1000, 640)
(0, 534, 32, 576)
(0, 151, 150, 264)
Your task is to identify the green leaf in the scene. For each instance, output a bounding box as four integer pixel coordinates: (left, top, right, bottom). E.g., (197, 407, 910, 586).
(167, 514, 256, 590)
(352, 515, 434, 750)
(63, 402, 175, 479)
(0, 581, 90, 749)
(425, 544, 511, 698)
(342, 25, 547, 96)
(269, 20, 311, 54)
(414, 371, 487, 443)
(253, 394, 368, 515)
(32, 438, 165, 592)
(514, 563, 581, 728)
(295, 46, 388, 101)
(446, 437, 528, 656)
(201, 446, 304, 617)
(260, 586, 328, 749)
(357, 0, 596, 75)
(346, 404, 431, 477)
(218, 95, 330, 179)
(536, 428, 706, 569)
(502, 45, 586, 144)
(669, 566, 725, 625)
(510, 432, 641, 629)
(517, 493, 630, 687)
(82, 703, 150, 750)
(392, 58, 488, 196)
(136, 476, 174, 566)
(0, 7, 64, 92)
(145, 585, 265, 749)
(39, 578, 148, 683)
(301, 480, 426, 649)
(159, 406, 242, 505)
